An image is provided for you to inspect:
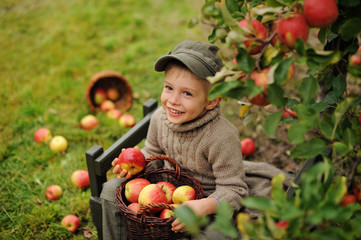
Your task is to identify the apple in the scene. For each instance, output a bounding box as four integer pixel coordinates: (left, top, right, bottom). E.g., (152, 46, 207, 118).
(277, 13, 309, 48)
(125, 178, 151, 203)
(303, 0, 339, 28)
(45, 184, 63, 200)
(80, 114, 98, 130)
(275, 220, 289, 230)
(172, 185, 196, 204)
(241, 138, 255, 156)
(117, 148, 146, 175)
(107, 88, 120, 101)
(156, 181, 177, 204)
(119, 114, 136, 128)
(34, 128, 52, 144)
(159, 208, 174, 219)
(49, 136, 68, 153)
(100, 100, 116, 112)
(350, 55, 361, 66)
(138, 184, 167, 212)
(61, 214, 80, 232)
(71, 170, 90, 189)
(106, 108, 122, 119)
(94, 88, 107, 105)
(340, 194, 356, 206)
(239, 19, 268, 55)
(128, 202, 141, 213)
(282, 108, 297, 118)
(246, 68, 270, 106)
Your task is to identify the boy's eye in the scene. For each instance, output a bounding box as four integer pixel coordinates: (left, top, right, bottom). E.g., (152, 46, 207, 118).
(165, 86, 173, 91)
(184, 91, 192, 96)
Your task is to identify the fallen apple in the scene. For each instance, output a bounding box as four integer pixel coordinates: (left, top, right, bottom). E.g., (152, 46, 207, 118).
(100, 100, 116, 112)
(172, 185, 196, 204)
(119, 114, 136, 128)
(80, 114, 98, 130)
(45, 184, 63, 200)
(117, 148, 146, 175)
(61, 214, 80, 232)
(156, 181, 176, 204)
(34, 128, 52, 144)
(138, 184, 167, 213)
(125, 178, 151, 203)
(49, 136, 68, 153)
(275, 220, 289, 230)
(107, 87, 120, 101)
(238, 19, 268, 55)
(340, 194, 356, 206)
(71, 170, 90, 189)
(303, 0, 339, 28)
(94, 88, 107, 105)
(106, 108, 122, 119)
(241, 138, 255, 156)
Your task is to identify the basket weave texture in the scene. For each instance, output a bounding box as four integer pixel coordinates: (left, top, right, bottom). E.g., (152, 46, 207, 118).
(86, 70, 133, 112)
(116, 155, 204, 240)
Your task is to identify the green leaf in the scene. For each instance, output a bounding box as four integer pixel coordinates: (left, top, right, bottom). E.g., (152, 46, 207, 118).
(287, 122, 309, 144)
(264, 112, 282, 138)
(319, 114, 334, 139)
(294, 104, 319, 129)
(295, 39, 306, 56)
(209, 81, 244, 99)
(332, 97, 356, 139)
(208, 201, 239, 238)
(236, 47, 255, 74)
(291, 138, 328, 158)
(242, 196, 274, 211)
(274, 58, 293, 85)
(225, 0, 240, 13)
(299, 76, 318, 104)
(267, 84, 287, 108)
(174, 205, 208, 236)
(340, 17, 361, 40)
(271, 174, 287, 208)
(324, 176, 347, 205)
(333, 142, 349, 156)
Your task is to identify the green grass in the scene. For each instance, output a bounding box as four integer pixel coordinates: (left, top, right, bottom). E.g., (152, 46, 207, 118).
(0, 0, 208, 239)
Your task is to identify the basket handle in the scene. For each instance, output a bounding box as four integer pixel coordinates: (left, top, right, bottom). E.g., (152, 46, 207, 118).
(146, 155, 181, 179)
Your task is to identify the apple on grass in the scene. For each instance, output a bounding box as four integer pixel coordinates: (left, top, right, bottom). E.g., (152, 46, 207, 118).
(138, 184, 167, 213)
(106, 108, 122, 119)
(34, 128, 52, 144)
(107, 88, 120, 101)
(275, 220, 289, 230)
(71, 170, 90, 189)
(125, 178, 151, 203)
(45, 185, 63, 200)
(241, 138, 255, 156)
(80, 114, 98, 130)
(172, 185, 196, 204)
(119, 114, 136, 128)
(100, 100, 116, 112)
(49, 136, 68, 153)
(61, 215, 80, 232)
(117, 148, 146, 175)
(156, 181, 176, 204)
(94, 88, 107, 105)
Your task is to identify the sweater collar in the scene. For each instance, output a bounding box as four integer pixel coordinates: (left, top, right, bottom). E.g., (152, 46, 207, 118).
(162, 105, 221, 133)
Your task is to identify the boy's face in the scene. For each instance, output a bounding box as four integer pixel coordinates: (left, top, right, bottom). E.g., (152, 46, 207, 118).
(161, 64, 212, 125)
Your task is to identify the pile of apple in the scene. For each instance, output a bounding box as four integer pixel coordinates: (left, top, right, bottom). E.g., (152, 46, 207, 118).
(118, 148, 196, 218)
(340, 185, 361, 206)
(34, 127, 68, 154)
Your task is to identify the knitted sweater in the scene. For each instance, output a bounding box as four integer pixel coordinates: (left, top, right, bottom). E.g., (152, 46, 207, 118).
(141, 106, 249, 211)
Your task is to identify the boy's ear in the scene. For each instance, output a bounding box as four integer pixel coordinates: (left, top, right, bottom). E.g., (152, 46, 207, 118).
(205, 97, 222, 110)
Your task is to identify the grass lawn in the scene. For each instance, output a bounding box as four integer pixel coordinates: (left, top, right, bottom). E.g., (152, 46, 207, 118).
(0, 0, 209, 239)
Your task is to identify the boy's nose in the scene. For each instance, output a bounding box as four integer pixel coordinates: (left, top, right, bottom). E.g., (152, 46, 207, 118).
(168, 93, 180, 105)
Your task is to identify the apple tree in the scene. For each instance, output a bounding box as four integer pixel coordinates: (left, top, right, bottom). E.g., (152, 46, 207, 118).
(176, 0, 361, 238)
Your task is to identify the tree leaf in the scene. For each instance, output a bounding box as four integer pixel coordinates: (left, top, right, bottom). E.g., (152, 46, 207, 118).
(209, 81, 244, 99)
(274, 58, 293, 85)
(242, 196, 275, 211)
(340, 17, 361, 40)
(236, 47, 255, 74)
(287, 122, 309, 144)
(264, 112, 282, 138)
(332, 97, 356, 139)
(267, 84, 287, 108)
(208, 201, 239, 238)
(299, 76, 318, 104)
(291, 138, 328, 158)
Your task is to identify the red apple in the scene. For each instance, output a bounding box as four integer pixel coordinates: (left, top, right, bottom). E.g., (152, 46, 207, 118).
(61, 215, 80, 232)
(172, 185, 196, 204)
(128, 202, 141, 213)
(276, 220, 289, 230)
(138, 184, 167, 212)
(106, 108, 122, 119)
(94, 88, 107, 105)
(159, 208, 175, 219)
(71, 170, 90, 189)
(107, 88, 120, 101)
(156, 181, 177, 204)
(119, 114, 136, 128)
(241, 138, 255, 156)
(34, 128, 52, 144)
(80, 114, 98, 130)
(125, 178, 151, 203)
(45, 184, 63, 200)
(277, 13, 309, 48)
(350, 55, 361, 66)
(282, 108, 297, 118)
(117, 148, 146, 175)
(239, 19, 268, 55)
(100, 100, 116, 112)
(49, 136, 68, 153)
(246, 68, 270, 106)
(303, 0, 338, 28)
(340, 194, 356, 206)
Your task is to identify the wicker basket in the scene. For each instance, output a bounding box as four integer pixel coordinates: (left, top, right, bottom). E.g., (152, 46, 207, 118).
(116, 155, 204, 240)
(86, 70, 133, 112)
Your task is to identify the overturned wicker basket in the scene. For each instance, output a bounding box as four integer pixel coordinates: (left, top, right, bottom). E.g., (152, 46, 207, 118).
(116, 155, 204, 240)
(86, 70, 133, 112)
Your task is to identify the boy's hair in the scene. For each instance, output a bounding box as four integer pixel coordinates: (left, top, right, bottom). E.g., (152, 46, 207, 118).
(154, 40, 223, 80)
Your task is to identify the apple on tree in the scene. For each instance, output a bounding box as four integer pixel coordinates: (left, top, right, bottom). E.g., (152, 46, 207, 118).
(172, 185, 196, 204)
(106, 88, 120, 101)
(303, 0, 339, 28)
(117, 148, 146, 175)
(100, 100, 116, 112)
(61, 214, 80, 232)
(45, 184, 63, 200)
(71, 170, 90, 189)
(241, 138, 255, 156)
(238, 19, 268, 55)
(277, 13, 309, 48)
(156, 181, 176, 204)
(138, 184, 167, 213)
(246, 68, 270, 106)
(119, 114, 136, 128)
(49, 135, 68, 153)
(125, 178, 151, 203)
(94, 88, 107, 105)
(340, 194, 356, 206)
(80, 114, 98, 130)
(350, 55, 361, 66)
(34, 128, 52, 144)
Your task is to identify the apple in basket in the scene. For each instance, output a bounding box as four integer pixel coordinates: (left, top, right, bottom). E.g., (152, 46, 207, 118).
(128, 202, 141, 213)
(117, 148, 146, 175)
(100, 100, 115, 112)
(107, 87, 120, 101)
(125, 178, 151, 203)
(138, 184, 167, 213)
(94, 88, 107, 105)
(172, 185, 196, 204)
(156, 181, 176, 204)
(159, 204, 179, 219)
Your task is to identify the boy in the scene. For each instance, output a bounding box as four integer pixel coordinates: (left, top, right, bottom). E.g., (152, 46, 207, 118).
(101, 40, 287, 239)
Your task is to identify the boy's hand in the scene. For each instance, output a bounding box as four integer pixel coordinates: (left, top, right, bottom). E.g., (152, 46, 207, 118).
(112, 158, 133, 179)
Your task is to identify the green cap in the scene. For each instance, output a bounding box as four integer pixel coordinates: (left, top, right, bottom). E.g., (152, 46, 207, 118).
(154, 40, 223, 79)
